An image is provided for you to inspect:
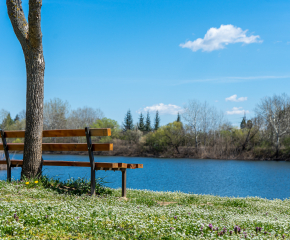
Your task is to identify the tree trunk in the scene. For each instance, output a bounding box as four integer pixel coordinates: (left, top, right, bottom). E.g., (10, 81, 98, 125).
(276, 133, 280, 158)
(194, 129, 198, 149)
(175, 146, 180, 154)
(242, 128, 252, 151)
(7, 0, 45, 178)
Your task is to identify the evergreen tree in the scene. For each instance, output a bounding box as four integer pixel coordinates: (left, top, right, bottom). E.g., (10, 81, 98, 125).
(176, 112, 181, 122)
(123, 110, 134, 131)
(1, 113, 14, 130)
(240, 118, 246, 129)
(154, 110, 160, 130)
(14, 114, 20, 122)
(138, 113, 146, 131)
(145, 111, 152, 132)
(240, 113, 246, 129)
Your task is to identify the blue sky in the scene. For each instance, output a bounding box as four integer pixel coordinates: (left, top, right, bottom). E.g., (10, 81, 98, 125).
(1, 0, 290, 126)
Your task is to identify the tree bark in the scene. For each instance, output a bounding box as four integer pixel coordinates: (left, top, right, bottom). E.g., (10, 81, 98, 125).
(276, 133, 280, 158)
(7, 0, 45, 178)
(194, 129, 198, 148)
(175, 146, 180, 154)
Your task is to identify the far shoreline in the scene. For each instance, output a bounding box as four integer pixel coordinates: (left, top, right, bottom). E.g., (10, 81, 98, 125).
(6, 150, 290, 162)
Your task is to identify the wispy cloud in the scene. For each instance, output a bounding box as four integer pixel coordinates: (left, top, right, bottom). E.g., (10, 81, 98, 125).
(226, 94, 247, 102)
(173, 75, 290, 85)
(139, 103, 182, 115)
(226, 107, 249, 115)
(180, 24, 262, 52)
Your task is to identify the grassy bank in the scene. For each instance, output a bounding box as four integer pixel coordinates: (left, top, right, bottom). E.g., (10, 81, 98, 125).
(0, 179, 289, 239)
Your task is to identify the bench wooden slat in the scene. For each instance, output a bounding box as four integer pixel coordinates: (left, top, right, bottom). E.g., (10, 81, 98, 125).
(118, 163, 127, 168)
(90, 129, 111, 137)
(128, 163, 143, 169)
(2, 131, 25, 138)
(2, 129, 111, 138)
(0, 160, 141, 169)
(118, 163, 143, 169)
(0, 143, 113, 151)
(43, 130, 85, 137)
(0, 160, 119, 168)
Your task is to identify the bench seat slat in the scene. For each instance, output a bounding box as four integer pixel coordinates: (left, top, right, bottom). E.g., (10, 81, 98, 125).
(2, 129, 111, 138)
(0, 160, 142, 169)
(118, 163, 143, 169)
(0, 143, 113, 151)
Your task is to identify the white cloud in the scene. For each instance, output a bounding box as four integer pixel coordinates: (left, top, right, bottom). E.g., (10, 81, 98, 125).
(226, 107, 249, 115)
(225, 94, 247, 102)
(140, 103, 182, 115)
(179, 24, 262, 52)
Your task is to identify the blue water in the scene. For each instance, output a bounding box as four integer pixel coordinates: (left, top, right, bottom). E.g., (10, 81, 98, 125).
(1, 154, 290, 200)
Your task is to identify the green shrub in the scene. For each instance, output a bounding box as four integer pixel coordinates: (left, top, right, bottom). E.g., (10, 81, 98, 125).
(40, 175, 112, 196)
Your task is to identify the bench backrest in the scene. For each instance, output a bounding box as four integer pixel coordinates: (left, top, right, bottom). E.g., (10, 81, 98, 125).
(0, 128, 113, 152)
(1, 128, 111, 138)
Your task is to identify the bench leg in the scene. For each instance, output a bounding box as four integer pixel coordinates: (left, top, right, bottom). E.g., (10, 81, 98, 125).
(122, 169, 126, 198)
(85, 127, 96, 197)
(7, 165, 11, 182)
(91, 169, 96, 196)
(1, 130, 11, 182)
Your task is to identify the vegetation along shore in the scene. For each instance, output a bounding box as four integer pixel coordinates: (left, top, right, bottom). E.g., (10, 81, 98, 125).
(0, 177, 289, 239)
(2, 93, 290, 161)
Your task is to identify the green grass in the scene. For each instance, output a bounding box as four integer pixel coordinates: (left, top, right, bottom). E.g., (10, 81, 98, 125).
(0, 177, 289, 239)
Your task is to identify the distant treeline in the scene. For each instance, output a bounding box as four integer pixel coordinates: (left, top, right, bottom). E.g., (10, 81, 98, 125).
(2, 94, 290, 160)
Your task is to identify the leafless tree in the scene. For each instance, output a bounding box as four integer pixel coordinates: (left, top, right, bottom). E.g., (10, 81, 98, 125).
(200, 102, 223, 146)
(43, 98, 70, 130)
(0, 109, 9, 124)
(183, 100, 202, 148)
(183, 100, 225, 148)
(200, 102, 209, 145)
(18, 110, 26, 121)
(255, 94, 290, 157)
(7, 0, 45, 178)
(211, 110, 225, 144)
(67, 107, 104, 129)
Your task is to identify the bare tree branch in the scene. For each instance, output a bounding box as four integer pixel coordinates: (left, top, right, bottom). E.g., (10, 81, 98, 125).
(7, 0, 29, 49)
(28, 0, 43, 49)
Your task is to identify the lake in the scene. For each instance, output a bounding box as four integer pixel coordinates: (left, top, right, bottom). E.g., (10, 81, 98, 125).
(1, 154, 290, 200)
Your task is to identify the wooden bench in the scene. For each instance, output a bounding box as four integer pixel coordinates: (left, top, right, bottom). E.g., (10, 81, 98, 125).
(0, 127, 143, 197)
